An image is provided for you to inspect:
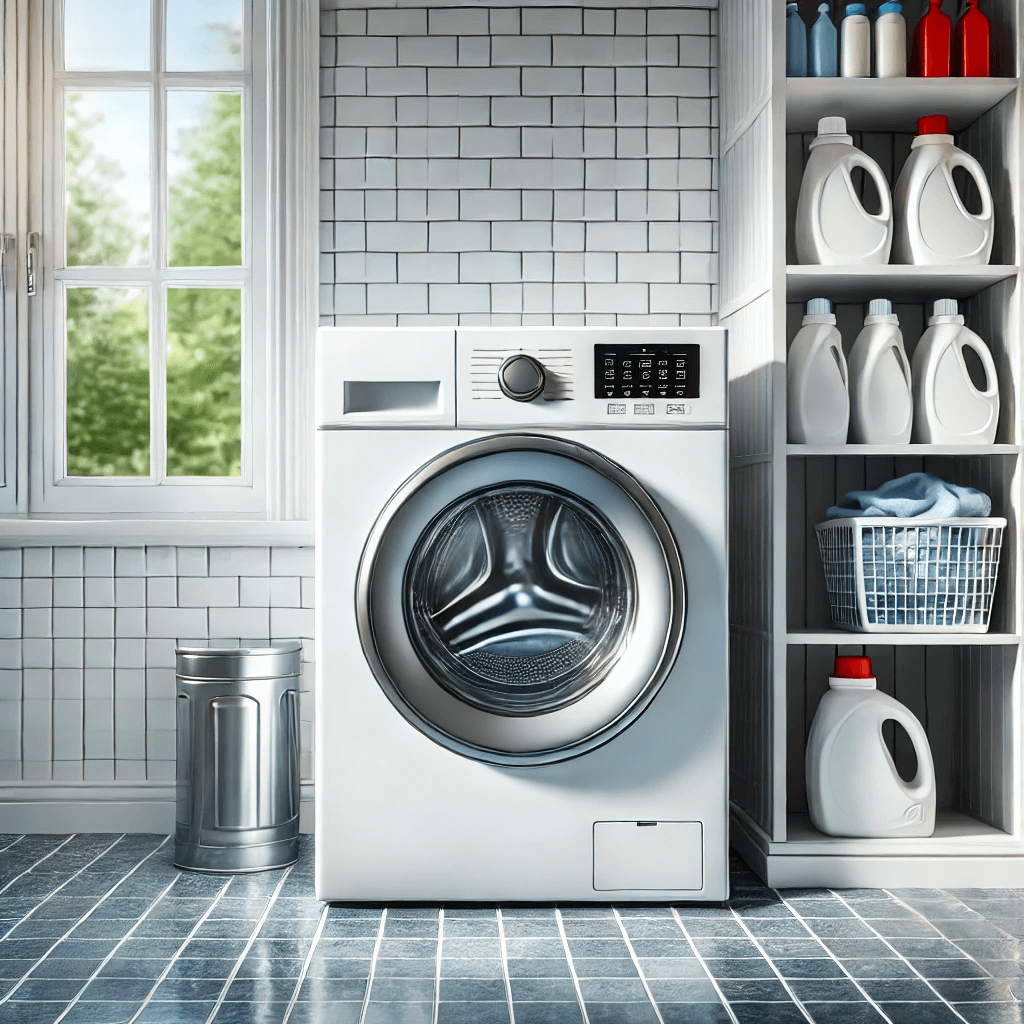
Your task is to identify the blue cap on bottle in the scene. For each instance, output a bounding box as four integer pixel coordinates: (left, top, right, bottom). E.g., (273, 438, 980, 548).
(817, 3, 829, 12)
(806, 298, 832, 315)
(846, 3, 867, 14)
(868, 298, 892, 317)
(878, 1, 902, 12)
(787, 1, 799, 8)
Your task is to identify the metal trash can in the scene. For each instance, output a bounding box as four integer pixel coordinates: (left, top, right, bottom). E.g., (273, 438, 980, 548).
(174, 643, 301, 873)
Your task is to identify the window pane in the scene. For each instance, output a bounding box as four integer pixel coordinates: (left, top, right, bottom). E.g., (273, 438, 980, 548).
(166, 287, 241, 477)
(166, 0, 243, 71)
(168, 92, 242, 267)
(67, 287, 150, 477)
(64, 0, 150, 71)
(66, 91, 150, 267)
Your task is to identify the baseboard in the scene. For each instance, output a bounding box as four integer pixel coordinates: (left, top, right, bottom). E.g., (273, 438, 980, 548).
(0, 781, 316, 835)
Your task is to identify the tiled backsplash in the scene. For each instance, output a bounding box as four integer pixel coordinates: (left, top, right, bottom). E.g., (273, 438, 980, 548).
(0, 547, 315, 787)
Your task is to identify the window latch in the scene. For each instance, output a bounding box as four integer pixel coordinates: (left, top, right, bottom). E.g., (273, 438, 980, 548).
(0, 234, 13, 299)
(26, 232, 39, 297)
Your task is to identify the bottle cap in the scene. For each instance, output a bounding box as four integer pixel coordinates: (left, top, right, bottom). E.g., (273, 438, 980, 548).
(918, 114, 950, 136)
(933, 298, 959, 317)
(878, 1, 902, 11)
(806, 297, 832, 315)
(834, 656, 873, 678)
(846, 3, 867, 13)
(868, 298, 892, 317)
(818, 2, 830, 11)
(787, 2, 799, 8)
(817, 116, 847, 137)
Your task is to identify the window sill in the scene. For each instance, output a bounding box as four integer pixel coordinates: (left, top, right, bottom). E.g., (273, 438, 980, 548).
(0, 519, 314, 547)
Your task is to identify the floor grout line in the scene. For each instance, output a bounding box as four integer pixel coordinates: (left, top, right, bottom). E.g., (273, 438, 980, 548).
(201, 865, 295, 1024)
(0, 833, 77, 896)
(495, 907, 516, 1024)
(357, 907, 388, 1024)
(52, 839, 179, 1024)
(282, 901, 330, 1024)
(432, 907, 444, 1024)
(554, 907, 591, 1024)
(126, 875, 236, 1024)
(0, 835, 25, 855)
(611, 906, 665, 1024)
(669, 908, 740, 1024)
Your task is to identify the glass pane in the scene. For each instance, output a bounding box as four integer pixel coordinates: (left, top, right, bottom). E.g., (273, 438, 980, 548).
(166, 0, 243, 71)
(404, 485, 635, 715)
(167, 92, 242, 267)
(66, 91, 150, 267)
(66, 287, 150, 477)
(166, 287, 241, 477)
(64, 0, 150, 70)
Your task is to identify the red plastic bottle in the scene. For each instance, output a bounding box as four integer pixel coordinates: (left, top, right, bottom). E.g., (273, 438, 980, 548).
(954, 0, 991, 77)
(910, 0, 952, 77)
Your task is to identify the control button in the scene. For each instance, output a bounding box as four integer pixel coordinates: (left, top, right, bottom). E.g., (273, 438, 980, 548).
(498, 354, 545, 402)
(667, 403, 689, 415)
(607, 403, 626, 415)
(634, 403, 655, 415)
(639, 359, 652, 369)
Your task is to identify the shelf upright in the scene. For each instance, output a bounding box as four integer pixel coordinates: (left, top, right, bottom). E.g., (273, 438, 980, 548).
(720, 0, 1024, 888)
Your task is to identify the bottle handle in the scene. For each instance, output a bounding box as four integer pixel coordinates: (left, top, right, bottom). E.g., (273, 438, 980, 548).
(882, 705, 935, 800)
(958, 335, 999, 398)
(848, 154, 893, 226)
(947, 151, 994, 223)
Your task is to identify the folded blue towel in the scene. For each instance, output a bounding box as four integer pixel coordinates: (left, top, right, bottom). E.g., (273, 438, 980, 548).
(825, 472, 991, 520)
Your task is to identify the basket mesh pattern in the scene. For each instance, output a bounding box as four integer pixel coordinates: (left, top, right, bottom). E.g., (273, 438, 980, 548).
(816, 519, 1004, 631)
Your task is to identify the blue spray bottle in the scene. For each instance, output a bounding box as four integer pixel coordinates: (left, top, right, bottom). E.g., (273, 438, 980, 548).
(809, 3, 838, 77)
(787, 3, 808, 76)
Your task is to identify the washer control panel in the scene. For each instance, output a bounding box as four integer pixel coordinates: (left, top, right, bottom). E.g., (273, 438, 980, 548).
(594, 344, 700, 400)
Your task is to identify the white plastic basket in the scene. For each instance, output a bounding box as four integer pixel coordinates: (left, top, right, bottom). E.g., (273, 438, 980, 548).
(815, 517, 1006, 632)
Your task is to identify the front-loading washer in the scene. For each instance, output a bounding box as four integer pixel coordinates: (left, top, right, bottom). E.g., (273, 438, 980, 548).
(315, 326, 728, 901)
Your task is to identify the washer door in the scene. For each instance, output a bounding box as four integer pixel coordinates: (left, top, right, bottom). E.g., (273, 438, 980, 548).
(357, 434, 685, 765)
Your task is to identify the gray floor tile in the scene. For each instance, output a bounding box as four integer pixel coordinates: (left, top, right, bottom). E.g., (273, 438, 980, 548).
(584, 1003, 660, 1024)
(436, 1003, 510, 1024)
(509, 1004, 584, 1024)
(658, 1005, 734, 1024)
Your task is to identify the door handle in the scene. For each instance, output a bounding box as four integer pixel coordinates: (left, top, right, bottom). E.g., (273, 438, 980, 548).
(26, 231, 39, 296)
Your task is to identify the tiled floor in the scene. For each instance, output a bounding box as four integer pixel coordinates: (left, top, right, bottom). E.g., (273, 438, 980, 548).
(0, 834, 1021, 1024)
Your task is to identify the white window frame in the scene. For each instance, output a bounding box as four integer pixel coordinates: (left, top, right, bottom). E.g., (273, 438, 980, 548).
(1, 0, 318, 530)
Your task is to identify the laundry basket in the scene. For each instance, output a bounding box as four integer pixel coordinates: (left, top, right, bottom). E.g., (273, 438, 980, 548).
(815, 517, 1006, 632)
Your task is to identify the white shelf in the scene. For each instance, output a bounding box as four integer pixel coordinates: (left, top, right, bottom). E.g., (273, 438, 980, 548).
(786, 77, 1019, 133)
(787, 265, 1019, 301)
(787, 444, 1020, 456)
(787, 630, 1021, 646)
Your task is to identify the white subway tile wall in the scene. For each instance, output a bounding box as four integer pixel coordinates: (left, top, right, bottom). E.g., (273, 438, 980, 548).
(319, 5, 719, 326)
(0, 548, 315, 785)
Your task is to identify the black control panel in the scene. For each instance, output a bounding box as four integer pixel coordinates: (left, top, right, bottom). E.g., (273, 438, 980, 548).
(594, 344, 700, 399)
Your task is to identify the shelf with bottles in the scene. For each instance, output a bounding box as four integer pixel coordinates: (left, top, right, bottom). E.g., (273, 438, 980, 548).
(786, 265, 1018, 301)
(787, 629, 1021, 645)
(788, 444, 1020, 456)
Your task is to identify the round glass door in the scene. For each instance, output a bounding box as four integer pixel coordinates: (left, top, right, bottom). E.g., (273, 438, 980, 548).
(356, 434, 685, 765)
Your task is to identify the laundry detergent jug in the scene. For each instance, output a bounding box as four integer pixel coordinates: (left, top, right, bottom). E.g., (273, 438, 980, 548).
(892, 115, 994, 265)
(848, 299, 912, 444)
(912, 298, 999, 444)
(795, 117, 893, 266)
(788, 298, 849, 444)
(806, 656, 936, 839)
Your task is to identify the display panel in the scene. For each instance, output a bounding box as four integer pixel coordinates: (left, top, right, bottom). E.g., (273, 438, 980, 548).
(594, 344, 700, 400)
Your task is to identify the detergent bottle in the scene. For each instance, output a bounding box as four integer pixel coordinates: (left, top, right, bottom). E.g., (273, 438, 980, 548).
(809, 4, 838, 77)
(806, 656, 936, 839)
(910, 0, 951, 77)
(954, 0, 990, 77)
(848, 299, 913, 444)
(787, 3, 807, 77)
(787, 298, 849, 445)
(795, 117, 893, 266)
(892, 115, 994, 265)
(874, 2, 907, 78)
(841, 4, 870, 77)
(912, 298, 999, 445)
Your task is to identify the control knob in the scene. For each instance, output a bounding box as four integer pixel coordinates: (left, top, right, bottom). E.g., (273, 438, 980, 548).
(497, 354, 546, 402)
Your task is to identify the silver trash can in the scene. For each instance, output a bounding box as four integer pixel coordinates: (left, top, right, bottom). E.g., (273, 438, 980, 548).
(174, 643, 301, 873)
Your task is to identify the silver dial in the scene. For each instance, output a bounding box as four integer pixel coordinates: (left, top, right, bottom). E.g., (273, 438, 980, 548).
(498, 354, 546, 402)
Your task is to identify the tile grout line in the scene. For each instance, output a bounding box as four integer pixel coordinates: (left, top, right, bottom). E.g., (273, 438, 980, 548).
(554, 907, 591, 1024)
(282, 901, 330, 1024)
(770, 890, 896, 1023)
(0, 835, 24, 855)
(611, 906, 665, 1024)
(495, 907, 516, 1024)
(126, 875, 236, 1024)
(432, 907, 444, 1024)
(830, 888, 976, 1023)
(53, 841, 180, 1024)
(201, 865, 295, 1024)
(0, 833, 77, 896)
(357, 907, 388, 1024)
(668, 908, 740, 1024)
(0, 832, 130, 1001)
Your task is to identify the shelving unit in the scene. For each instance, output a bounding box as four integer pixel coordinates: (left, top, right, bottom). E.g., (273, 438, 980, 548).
(720, 0, 1024, 887)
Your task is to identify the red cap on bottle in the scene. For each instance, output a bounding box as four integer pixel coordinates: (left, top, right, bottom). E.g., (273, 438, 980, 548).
(833, 656, 873, 679)
(918, 114, 949, 136)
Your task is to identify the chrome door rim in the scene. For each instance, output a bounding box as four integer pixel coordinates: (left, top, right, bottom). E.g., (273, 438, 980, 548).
(355, 434, 686, 765)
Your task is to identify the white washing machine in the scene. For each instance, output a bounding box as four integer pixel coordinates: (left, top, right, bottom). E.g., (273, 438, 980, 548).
(315, 327, 729, 902)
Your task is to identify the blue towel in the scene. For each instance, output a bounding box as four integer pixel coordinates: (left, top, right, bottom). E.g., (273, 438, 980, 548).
(825, 472, 991, 520)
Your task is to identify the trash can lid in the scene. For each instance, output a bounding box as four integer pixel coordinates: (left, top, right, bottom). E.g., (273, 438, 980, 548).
(176, 642, 302, 679)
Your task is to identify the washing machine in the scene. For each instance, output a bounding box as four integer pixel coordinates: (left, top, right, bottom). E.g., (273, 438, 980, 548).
(315, 326, 728, 902)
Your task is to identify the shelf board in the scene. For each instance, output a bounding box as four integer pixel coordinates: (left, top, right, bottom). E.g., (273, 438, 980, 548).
(787, 444, 1020, 456)
(787, 265, 1018, 301)
(787, 629, 1020, 646)
(786, 77, 1019, 133)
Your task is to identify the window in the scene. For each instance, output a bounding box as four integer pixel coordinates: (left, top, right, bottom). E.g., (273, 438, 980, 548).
(1, 0, 318, 523)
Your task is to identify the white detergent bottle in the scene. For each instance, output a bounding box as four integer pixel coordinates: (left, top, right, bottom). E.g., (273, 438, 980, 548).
(795, 117, 893, 266)
(893, 114, 994, 265)
(912, 298, 1000, 444)
(806, 656, 936, 839)
(788, 298, 849, 444)
(848, 298, 913, 444)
